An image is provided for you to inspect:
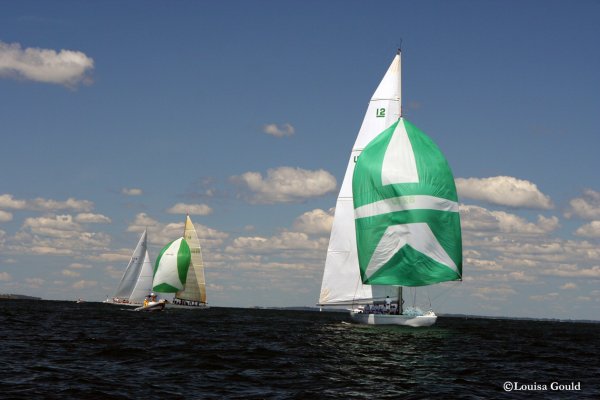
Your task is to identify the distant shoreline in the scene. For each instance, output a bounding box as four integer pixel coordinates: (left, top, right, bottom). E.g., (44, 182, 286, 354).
(0, 294, 42, 300)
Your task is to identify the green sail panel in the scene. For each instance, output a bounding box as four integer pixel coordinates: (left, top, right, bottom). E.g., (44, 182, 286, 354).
(152, 237, 191, 293)
(352, 118, 462, 286)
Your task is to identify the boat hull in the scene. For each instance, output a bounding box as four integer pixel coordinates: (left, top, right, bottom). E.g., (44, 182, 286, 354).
(350, 311, 437, 327)
(134, 301, 165, 312)
(165, 303, 209, 310)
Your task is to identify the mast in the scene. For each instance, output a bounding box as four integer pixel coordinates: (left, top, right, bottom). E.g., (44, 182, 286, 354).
(398, 47, 402, 118)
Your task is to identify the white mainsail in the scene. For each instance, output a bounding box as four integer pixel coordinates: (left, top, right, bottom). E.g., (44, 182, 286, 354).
(112, 230, 153, 304)
(128, 251, 153, 304)
(319, 51, 403, 306)
(175, 215, 207, 304)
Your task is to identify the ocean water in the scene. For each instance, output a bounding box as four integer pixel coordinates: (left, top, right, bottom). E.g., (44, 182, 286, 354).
(0, 300, 598, 399)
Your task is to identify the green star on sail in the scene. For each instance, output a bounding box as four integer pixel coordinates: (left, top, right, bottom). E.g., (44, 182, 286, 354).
(352, 118, 462, 286)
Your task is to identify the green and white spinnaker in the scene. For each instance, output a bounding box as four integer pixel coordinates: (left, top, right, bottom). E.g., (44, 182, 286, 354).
(353, 118, 462, 286)
(152, 237, 191, 293)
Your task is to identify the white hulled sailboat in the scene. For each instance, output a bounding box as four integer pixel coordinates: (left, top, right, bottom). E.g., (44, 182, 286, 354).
(105, 230, 154, 306)
(318, 50, 462, 327)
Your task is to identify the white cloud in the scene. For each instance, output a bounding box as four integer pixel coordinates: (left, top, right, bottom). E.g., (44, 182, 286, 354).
(542, 265, 600, 278)
(460, 204, 559, 235)
(72, 280, 97, 289)
(121, 188, 143, 196)
(16, 214, 111, 256)
(30, 197, 94, 212)
(226, 231, 328, 255)
(75, 213, 112, 224)
(0, 194, 94, 212)
(0, 210, 12, 222)
(564, 189, 600, 219)
(561, 282, 577, 290)
(69, 263, 92, 269)
(0, 272, 11, 281)
(574, 221, 600, 238)
(293, 208, 334, 236)
(167, 203, 213, 216)
(456, 176, 553, 209)
(62, 269, 80, 277)
(0, 194, 27, 209)
(126, 212, 228, 248)
(231, 167, 337, 204)
(263, 123, 295, 137)
(0, 41, 94, 87)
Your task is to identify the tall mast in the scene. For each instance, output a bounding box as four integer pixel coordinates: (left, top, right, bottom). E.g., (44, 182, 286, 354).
(398, 47, 402, 118)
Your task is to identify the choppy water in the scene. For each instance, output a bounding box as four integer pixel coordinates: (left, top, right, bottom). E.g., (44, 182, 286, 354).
(0, 300, 598, 399)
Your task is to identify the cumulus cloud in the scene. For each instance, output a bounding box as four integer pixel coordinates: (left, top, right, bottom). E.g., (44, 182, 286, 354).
(72, 280, 97, 289)
(460, 204, 559, 235)
(561, 282, 577, 290)
(121, 188, 143, 196)
(565, 189, 600, 219)
(17, 214, 111, 256)
(75, 213, 112, 224)
(126, 212, 228, 248)
(456, 176, 553, 209)
(69, 263, 92, 269)
(293, 208, 334, 236)
(167, 203, 213, 216)
(0, 210, 12, 222)
(0, 41, 94, 87)
(226, 231, 328, 255)
(0, 194, 27, 209)
(0, 272, 11, 281)
(30, 197, 94, 212)
(231, 167, 337, 204)
(574, 221, 600, 238)
(0, 194, 93, 212)
(263, 123, 295, 137)
(62, 269, 80, 277)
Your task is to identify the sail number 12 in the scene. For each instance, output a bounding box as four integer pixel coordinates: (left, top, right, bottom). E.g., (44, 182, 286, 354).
(376, 108, 386, 118)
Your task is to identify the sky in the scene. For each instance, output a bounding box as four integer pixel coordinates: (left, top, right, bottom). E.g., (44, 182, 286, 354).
(1, 0, 599, 320)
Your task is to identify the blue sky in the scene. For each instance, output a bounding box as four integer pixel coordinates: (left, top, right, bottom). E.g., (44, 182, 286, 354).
(1, 1, 599, 320)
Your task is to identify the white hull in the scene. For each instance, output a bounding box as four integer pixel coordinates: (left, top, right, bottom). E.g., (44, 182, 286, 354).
(104, 299, 140, 307)
(350, 311, 437, 327)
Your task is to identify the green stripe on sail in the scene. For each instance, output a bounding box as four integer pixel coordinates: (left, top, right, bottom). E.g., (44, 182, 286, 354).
(153, 282, 180, 293)
(177, 239, 191, 285)
(353, 118, 462, 286)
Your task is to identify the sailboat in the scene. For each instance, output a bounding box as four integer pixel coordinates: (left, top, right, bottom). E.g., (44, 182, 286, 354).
(318, 50, 462, 327)
(105, 230, 154, 306)
(153, 215, 208, 309)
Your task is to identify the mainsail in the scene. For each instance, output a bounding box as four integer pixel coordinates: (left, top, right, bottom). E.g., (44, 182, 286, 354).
(113, 230, 153, 303)
(152, 237, 191, 293)
(175, 215, 207, 303)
